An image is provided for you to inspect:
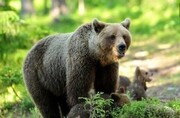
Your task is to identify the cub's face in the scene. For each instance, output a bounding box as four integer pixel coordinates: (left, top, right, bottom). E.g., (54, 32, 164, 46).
(140, 68, 153, 82)
(135, 66, 153, 83)
(92, 18, 131, 65)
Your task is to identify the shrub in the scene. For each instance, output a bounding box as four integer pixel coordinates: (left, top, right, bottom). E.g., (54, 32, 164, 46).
(79, 92, 113, 118)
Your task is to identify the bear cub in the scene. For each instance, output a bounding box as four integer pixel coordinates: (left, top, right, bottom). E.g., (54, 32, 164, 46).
(67, 88, 130, 118)
(118, 66, 153, 100)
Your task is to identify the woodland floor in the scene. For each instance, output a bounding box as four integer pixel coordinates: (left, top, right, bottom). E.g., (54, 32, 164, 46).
(119, 42, 180, 101)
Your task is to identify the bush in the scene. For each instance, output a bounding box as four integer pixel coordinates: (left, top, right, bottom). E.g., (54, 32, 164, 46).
(79, 92, 113, 118)
(111, 98, 180, 118)
(0, 10, 52, 117)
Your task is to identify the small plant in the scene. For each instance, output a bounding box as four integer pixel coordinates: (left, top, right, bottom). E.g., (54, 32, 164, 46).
(79, 92, 113, 118)
(29, 107, 42, 118)
(167, 99, 180, 111)
(166, 99, 180, 118)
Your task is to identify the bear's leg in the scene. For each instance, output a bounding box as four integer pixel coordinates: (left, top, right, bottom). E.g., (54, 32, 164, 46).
(66, 61, 96, 107)
(95, 62, 119, 94)
(57, 95, 70, 116)
(25, 78, 62, 118)
(31, 86, 62, 118)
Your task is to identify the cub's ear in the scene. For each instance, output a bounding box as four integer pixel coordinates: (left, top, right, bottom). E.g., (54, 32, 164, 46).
(121, 18, 131, 30)
(111, 93, 120, 102)
(135, 66, 140, 79)
(118, 87, 125, 94)
(92, 18, 105, 33)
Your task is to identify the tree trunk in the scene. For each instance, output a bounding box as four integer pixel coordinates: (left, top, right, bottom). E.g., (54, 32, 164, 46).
(78, 0, 85, 15)
(51, 0, 68, 22)
(43, 0, 49, 14)
(20, 0, 35, 17)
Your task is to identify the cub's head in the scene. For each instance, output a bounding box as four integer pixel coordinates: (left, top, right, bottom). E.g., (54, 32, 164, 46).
(135, 66, 153, 90)
(135, 66, 153, 82)
(92, 18, 132, 65)
(111, 87, 131, 107)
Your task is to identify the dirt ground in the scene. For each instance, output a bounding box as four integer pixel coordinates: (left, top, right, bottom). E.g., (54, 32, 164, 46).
(119, 44, 180, 101)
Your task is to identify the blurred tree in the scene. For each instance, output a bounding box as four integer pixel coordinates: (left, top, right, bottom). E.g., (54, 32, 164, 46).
(0, 0, 13, 10)
(78, 0, 85, 15)
(50, 0, 69, 22)
(43, 0, 49, 14)
(20, 0, 35, 17)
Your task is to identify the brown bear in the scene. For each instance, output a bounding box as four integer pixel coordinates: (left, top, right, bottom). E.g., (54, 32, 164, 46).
(67, 89, 131, 118)
(118, 75, 131, 92)
(23, 18, 131, 118)
(118, 67, 153, 100)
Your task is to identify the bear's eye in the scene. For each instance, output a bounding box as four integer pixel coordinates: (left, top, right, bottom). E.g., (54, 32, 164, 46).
(145, 72, 148, 75)
(110, 35, 116, 40)
(123, 35, 126, 39)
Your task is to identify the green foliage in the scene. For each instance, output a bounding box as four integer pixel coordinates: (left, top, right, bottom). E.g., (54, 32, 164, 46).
(0, 10, 51, 117)
(166, 99, 180, 118)
(0, 11, 22, 56)
(1, 104, 38, 118)
(0, 66, 34, 115)
(0, 0, 14, 11)
(0, 66, 23, 104)
(29, 107, 41, 118)
(79, 92, 113, 118)
(111, 98, 180, 118)
(145, 105, 175, 118)
(0, 66, 22, 88)
(0, 11, 51, 63)
(167, 99, 180, 111)
(20, 97, 34, 111)
(0, 11, 21, 36)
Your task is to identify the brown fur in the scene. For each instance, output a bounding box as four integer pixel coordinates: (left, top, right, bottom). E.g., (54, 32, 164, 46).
(23, 18, 131, 118)
(67, 90, 130, 118)
(128, 66, 153, 100)
(112, 88, 131, 107)
(118, 75, 131, 92)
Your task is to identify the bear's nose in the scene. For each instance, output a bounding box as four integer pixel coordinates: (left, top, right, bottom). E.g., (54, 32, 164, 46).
(118, 44, 126, 51)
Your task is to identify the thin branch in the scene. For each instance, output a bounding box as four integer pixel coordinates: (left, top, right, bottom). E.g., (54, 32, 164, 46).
(11, 84, 22, 101)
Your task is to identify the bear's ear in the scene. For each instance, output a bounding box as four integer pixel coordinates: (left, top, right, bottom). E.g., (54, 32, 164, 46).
(121, 18, 131, 30)
(111, 93, 120, 102)
(92, 18, 105, 34)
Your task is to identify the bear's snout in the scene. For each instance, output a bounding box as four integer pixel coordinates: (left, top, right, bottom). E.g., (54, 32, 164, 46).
(118, 44, 126, 51)
(117, 43, 126, 57)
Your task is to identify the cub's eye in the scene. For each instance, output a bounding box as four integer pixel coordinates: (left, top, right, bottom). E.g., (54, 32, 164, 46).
(110, 35, 116, 40)
(145, 72, 148, 75)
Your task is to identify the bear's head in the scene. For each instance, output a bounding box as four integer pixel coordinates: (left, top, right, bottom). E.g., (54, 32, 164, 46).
(92, 18, 132, 65)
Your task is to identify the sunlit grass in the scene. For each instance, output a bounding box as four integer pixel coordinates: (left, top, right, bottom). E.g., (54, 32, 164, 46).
(0, 86, 20, 105)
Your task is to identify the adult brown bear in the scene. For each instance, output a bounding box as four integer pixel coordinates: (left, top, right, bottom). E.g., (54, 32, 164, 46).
(23, 18, 131, 118)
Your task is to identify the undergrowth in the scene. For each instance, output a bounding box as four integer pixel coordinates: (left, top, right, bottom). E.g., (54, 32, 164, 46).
(77, 93, 180, 118)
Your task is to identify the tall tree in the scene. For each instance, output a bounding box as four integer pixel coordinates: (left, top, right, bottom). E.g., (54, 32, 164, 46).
(51, 0, 68, 22)
(20, 0, 35, 17)
(78, 0, 85, 15)
(43, 0, 49, 14)
(0, 0, 13, 10)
